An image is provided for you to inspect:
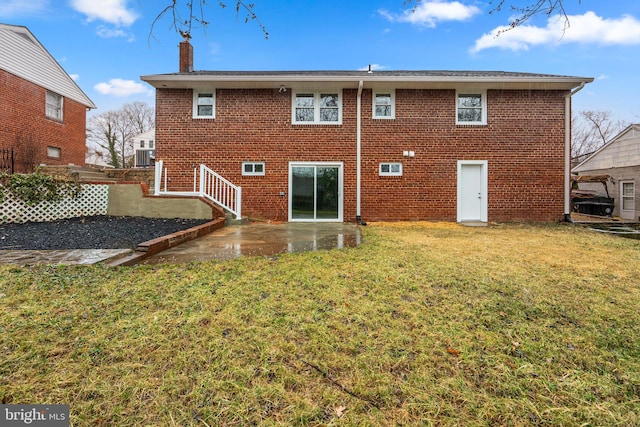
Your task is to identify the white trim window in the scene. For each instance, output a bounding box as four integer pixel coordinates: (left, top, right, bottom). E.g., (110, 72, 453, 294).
(46, 91, 63, 121)
(292, 91, 342, 124)
(242, 162, 265, 176)
(373, 90, 395, 119)
(456, 91, 487, 125)
(379, 162, 402, 176)
(193, 91, 215, 118)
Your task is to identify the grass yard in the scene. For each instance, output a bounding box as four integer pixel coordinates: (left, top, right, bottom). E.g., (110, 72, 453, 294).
(1, 222, 639, 426)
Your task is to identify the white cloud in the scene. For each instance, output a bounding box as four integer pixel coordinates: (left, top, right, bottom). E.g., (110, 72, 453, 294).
(379, 0, 480, 28)
(0, 0, 49, 17)
(471, 11, 640, 52)
(69, 74, 79, 81)
(597, 74, 609, 80)
(96, 25, 135, 41)
(70, 0, 138, 26)
(94, 79, 152, 97)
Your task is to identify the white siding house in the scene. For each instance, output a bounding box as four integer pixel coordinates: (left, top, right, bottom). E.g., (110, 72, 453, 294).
(573, 124, 640, 220)
(133, 128, 155, 167)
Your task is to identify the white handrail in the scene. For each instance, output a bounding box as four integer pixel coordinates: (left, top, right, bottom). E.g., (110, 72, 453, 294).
(153, 161, 242, 219)
(199, 164, 242, 219)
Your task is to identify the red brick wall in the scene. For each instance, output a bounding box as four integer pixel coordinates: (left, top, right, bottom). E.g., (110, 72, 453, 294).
(0, 70, 88, 173)
(155, 86, 568, 222)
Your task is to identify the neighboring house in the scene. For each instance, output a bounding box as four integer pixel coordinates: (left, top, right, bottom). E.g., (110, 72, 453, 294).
(573, 124, 640, 221)
(133, 128, 155, 168)
(141, 41, 592, 223)
(0, 23, 95, 173)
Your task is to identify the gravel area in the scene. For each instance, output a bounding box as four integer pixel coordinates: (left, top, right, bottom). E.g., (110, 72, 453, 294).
(0, 216, 211, 250)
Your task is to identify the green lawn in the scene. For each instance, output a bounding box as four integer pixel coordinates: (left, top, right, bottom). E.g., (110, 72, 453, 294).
(1, 222, 639, 426)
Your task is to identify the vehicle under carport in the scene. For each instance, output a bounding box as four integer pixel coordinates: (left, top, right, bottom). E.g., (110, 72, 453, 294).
(571, 175, 614, 217)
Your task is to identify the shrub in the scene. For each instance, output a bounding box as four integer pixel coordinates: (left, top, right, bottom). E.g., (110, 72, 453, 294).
(0, 172, 82, 206)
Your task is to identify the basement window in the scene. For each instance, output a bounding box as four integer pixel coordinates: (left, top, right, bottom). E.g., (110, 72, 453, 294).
(46, 91, 63, 121)
(242, 162, 265, 176)
(193, 91, 215, 118)
(379, 162, 402, 176)
(47, 146, 61, 159)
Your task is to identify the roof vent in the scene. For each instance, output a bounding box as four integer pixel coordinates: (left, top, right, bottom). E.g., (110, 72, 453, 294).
(368, 64, 373, 74)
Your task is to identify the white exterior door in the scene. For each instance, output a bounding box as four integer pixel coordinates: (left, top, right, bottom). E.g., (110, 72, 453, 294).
(620, 180, 635, 220)
(457, 160, 488, 223)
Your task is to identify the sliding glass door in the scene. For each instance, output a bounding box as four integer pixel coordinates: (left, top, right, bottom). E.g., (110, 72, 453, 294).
(290, 163, 343, 221)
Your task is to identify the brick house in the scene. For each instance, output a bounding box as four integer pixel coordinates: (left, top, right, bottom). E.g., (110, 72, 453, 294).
(0, 23, 95, 173)
(141, 41, 592, 223)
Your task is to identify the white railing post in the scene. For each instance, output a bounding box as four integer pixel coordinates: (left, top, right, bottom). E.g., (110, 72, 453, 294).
(154, 160, 163, 195)
(236, 187, 242, 219)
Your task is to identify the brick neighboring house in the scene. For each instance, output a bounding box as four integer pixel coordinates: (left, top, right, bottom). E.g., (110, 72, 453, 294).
(0, 23, 95, 173)
(141, 41, 592, 223)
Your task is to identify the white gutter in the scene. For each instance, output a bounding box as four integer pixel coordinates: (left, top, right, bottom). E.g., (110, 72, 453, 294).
(564, 82, 586, 221)
(356, 80, 363, 223)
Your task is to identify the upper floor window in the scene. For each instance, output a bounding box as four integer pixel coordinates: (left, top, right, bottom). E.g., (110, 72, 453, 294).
(456, 91, 487, 125)
(46, 91, 63, 121)
(193, 91, 215, 118)
(140, 140, 145, 148)
(373, 90, 395, 119)
(292, 91, 342, 124)
(149, 140, 154, 148)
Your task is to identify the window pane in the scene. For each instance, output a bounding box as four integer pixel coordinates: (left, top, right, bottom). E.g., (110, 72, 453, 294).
(376, 94, 392, 105)
(458, 108, 482, 122)
(296, 108, 314, 121)
(244, 164, 253, 173)
(320, 94, 338, 107)
(623, 197, 634, 210)
(198, 105, 213, 116)
(390, 164, 400, 173)
(320, 108, 338, 122)
(381, 164, 390, 173)
(375, 105, 391, 117)
(198, 94, 213, 105)
(458, 95, 481, 108)
(622, 182, 634, 196)
(296, 94, 314, 107)
(254, 164, 264, 173)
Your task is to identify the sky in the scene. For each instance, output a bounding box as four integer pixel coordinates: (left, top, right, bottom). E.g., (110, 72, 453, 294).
(1, 0, 638, 122)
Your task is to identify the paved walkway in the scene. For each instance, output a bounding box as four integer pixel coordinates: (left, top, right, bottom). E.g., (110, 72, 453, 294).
(0, 249, 131, 266)
(0, 223, 361, 266)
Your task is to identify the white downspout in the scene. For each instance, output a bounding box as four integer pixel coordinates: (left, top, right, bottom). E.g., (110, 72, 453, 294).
(356, 80, 363, 223)
(564, 82, 586, 222)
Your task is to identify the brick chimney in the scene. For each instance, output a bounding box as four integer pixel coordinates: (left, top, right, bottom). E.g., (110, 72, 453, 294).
(179, 40, 193, 73)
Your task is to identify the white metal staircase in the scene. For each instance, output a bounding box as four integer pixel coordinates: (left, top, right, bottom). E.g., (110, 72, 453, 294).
(154, 161, 242, 219)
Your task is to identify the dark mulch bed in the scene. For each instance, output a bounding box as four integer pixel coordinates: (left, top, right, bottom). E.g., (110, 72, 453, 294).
(0, 215, 211, 250)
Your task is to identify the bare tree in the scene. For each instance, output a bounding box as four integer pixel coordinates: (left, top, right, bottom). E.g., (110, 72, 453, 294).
(572, 110, 628, 160)
(150, 1, 268, 41)
(14, 132, 42, 173)
(87, 102, 155, 169)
